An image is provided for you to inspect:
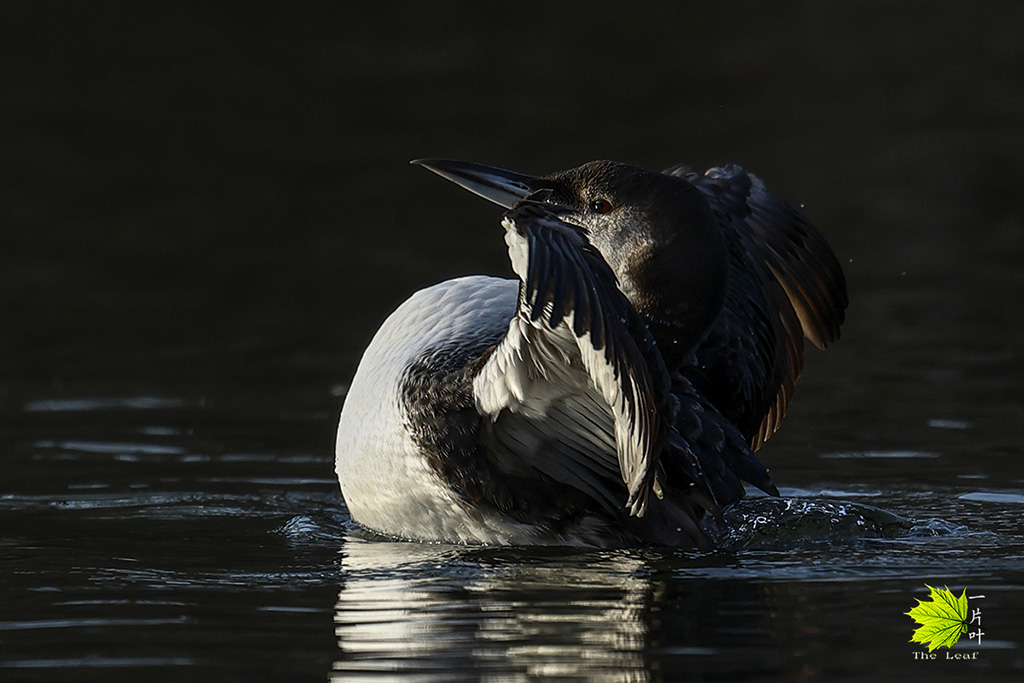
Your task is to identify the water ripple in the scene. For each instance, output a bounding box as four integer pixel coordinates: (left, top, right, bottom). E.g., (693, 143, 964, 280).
(23, 397, 193, 412)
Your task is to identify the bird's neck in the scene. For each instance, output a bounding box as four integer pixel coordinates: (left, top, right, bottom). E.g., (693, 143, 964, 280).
(621, 225, 729, 371)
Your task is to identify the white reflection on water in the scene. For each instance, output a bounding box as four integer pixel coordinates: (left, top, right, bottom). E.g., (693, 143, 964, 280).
(332, 539, 653, 681)
(22, 397, 193, 412)
(819, 450, 942, 459)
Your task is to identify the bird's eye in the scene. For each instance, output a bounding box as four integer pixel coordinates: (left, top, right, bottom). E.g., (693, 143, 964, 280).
(590, 198, 613, 214)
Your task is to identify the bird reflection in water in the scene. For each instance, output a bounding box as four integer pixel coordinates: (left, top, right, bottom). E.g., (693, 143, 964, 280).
(330, 536, 804, 680)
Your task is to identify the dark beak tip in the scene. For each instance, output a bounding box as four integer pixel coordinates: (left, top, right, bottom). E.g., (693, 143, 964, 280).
(406, 158, 538, 209)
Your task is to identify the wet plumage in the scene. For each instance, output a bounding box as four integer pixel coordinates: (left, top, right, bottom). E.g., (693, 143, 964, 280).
(335, 159, 847, 547)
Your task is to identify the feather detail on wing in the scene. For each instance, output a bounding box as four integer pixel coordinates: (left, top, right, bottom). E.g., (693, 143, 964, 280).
(473, 201, 671, 517)
(664, 164, 848, 450)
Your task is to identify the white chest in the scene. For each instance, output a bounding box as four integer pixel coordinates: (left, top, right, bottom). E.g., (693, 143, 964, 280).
(337, 276, 548, 543)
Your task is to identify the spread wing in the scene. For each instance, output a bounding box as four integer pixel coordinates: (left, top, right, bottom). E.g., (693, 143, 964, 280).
(472, 200, 784, 545)
(473, 201, 670, 517)
(664, 164, 848, 450)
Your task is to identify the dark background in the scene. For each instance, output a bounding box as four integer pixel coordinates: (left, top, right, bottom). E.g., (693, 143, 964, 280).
(4, 3, 1021, 396)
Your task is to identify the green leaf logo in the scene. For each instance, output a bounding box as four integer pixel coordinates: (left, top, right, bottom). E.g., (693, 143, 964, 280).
(905, 585, 969, 651)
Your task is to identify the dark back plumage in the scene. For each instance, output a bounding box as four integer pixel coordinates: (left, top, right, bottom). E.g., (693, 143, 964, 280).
(665, 164, 848, 450)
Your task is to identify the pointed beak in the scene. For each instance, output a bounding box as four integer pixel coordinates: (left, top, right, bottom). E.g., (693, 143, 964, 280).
(411, 158, 542, 209)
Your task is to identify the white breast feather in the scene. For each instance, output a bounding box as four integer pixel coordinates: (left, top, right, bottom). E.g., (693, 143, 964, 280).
(337, 276, 553, 543)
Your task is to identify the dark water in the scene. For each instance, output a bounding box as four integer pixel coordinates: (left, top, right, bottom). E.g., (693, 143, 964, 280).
(3, 3, 1024, 681)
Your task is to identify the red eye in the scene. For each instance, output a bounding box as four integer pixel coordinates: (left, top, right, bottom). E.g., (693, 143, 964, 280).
(590, 198, 613, 214)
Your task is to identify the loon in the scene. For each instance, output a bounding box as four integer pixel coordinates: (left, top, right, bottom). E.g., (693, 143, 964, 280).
(335, 158, 847, 547)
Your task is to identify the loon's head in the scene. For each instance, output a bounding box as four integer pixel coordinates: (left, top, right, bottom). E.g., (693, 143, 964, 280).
(413, 158, 729, 365)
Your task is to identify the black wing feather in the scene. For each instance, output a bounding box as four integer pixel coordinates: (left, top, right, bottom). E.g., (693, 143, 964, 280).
(486, 193, 829, 543)
(664, 164, 848, 450)
(508, 201, 672, 511)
